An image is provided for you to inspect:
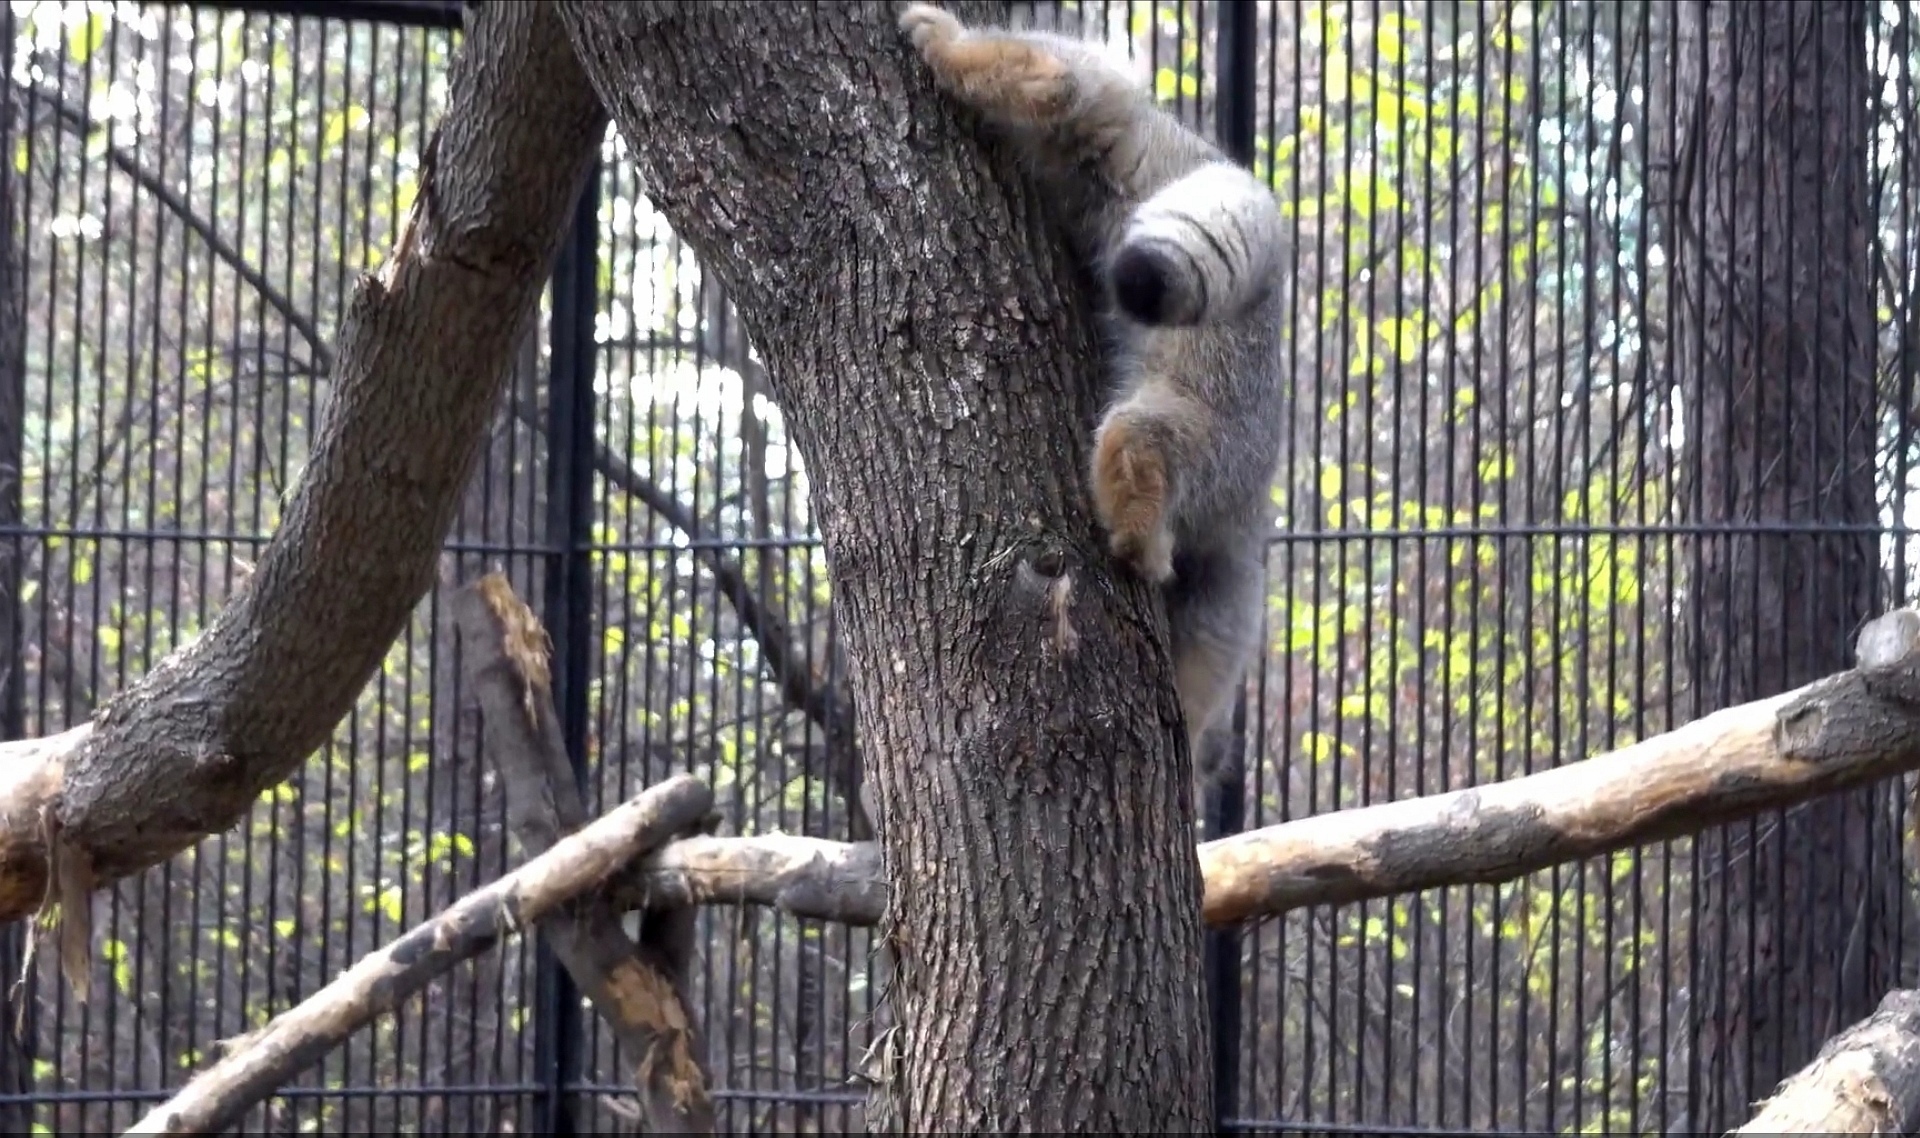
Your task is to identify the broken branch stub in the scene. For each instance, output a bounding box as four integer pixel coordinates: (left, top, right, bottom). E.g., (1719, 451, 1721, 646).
(453, 572, 716, 1133)
(1852, 606, 1920, 708)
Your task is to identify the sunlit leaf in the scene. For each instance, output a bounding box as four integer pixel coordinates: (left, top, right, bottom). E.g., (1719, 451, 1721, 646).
(66, 10, 107, 65)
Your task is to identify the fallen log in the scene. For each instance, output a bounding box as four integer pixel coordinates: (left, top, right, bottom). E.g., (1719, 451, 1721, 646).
(609, 607, 1920, 931)
(122, 774, 711, 1136)
(1733, 988, 1920, 1133)
(453, 573, 715, 1133)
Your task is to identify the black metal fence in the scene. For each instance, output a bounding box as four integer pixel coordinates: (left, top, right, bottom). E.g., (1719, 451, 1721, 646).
(2, 0, 1917, 1133)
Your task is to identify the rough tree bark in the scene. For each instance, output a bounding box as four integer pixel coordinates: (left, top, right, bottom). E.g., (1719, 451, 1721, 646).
(0, 3, 607, 928)
(1733, 989, 1920, 1134)
(556, 1, 1214, 1130)
(1664, 3, 1896, 1128)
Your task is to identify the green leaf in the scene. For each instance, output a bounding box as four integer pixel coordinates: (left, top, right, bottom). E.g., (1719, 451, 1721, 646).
(1324, 50, 1350, 101)
(67, 11, 108, 65)
(100, 937, 132, 995)
(1377, 24, 1403, 66)
(1318, 463, 1343, 500)
(376, 885, 402, 924)
(1153, 67, 1199, 102)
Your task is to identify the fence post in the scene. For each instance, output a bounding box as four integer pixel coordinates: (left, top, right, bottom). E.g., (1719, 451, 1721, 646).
(538, 153, 602, 1138)
(0, 7, 32, 1128)
(1202, 1, 1258, 1130)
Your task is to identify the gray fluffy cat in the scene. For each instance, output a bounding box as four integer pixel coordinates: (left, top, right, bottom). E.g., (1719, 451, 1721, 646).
(901, 2, 1289, 758)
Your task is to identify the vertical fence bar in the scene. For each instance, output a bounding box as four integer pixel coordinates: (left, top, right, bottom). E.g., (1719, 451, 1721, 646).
(538, 154, 603, 1137)
(0, 7, 31, 1129)
(1203, 0, 1257, 1129)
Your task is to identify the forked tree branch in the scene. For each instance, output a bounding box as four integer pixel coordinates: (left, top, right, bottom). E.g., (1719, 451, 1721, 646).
(453, 573, 715, 1133)
(25, 49, 869, 842)
(123, 774, 713, 1136)
(37, 56, 867, 837)
(95, 591, 1920, 1133)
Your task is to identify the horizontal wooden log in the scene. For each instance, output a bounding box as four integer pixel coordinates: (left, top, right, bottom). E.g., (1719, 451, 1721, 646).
(614, 832, 885, 925)
(1733, 988, 1920, 1133)
(122, 774, 712, 1136)
(613, 607, 1920, 930)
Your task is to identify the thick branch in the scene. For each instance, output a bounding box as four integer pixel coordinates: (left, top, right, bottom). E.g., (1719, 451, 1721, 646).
(609, 607, 1920, 929)
(123, 774, 713, 1136)
(618, 832, 885, 925)
(0, 3, 609, 926)
(453, 573, 715, 1133)
(1202, 610, 1920, 923)
(1733, 988, 1920, 1133)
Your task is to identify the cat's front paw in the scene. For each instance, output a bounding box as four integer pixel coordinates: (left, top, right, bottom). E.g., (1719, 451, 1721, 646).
(1092, 419, 1176, 583)
(898, 3, 1074, 125)
(898, 3, 962, 53)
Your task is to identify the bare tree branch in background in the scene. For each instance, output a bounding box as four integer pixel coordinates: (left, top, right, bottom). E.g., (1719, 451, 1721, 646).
(18, 82, 332, 371)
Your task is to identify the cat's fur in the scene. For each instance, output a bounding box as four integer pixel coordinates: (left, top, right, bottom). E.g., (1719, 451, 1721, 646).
(901, 2, 1289, 758)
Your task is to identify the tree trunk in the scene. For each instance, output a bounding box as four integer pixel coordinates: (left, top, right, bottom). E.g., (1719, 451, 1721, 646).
(1665, 2, 1898, 1128)
(554, 2, 1213, 1129)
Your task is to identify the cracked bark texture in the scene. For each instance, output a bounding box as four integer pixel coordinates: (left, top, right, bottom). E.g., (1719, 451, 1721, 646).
(556, 1, 1213, 1130)
(1733, 989, 1920, 1134)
